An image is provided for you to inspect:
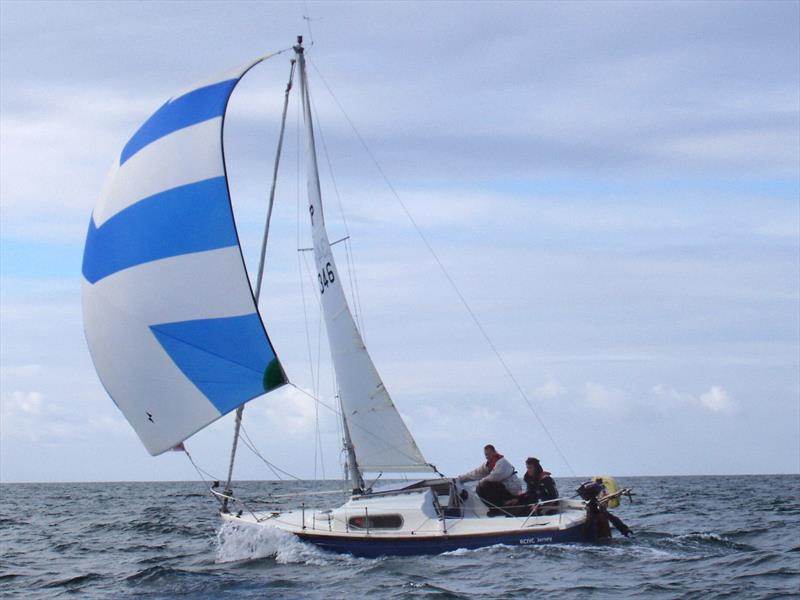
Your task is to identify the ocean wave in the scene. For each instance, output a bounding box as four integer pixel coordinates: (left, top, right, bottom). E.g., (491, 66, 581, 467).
(402, 580, 471, 598)
(41, 572, 103, 589)
(732, 565, 800, 579)
(674, 531, 753, 550)
(124, 565, 191, 585)
(3, 476, 799, 599)
(122, 519, 197, 536)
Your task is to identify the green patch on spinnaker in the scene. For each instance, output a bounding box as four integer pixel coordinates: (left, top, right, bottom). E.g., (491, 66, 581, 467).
(263, 358, 288, 391)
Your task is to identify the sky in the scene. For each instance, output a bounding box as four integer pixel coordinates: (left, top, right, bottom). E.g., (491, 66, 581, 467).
(1, 0, 798, 483)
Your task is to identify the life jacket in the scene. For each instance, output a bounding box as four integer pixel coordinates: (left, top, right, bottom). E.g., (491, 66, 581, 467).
(525, 470, 557, 501)
(524, 469, 551, 485)
(486, 453, 504, 471)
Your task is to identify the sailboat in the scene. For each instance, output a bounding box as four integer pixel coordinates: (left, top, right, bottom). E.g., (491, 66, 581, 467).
(82, 38, 631, 558)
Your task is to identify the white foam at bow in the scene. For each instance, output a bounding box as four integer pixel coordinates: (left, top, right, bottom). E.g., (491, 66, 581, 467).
(215, 521, 362, 566)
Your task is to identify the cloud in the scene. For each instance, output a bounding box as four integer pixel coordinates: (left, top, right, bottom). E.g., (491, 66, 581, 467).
(86, 415, 132, 434)
(649, 384, 695, 413)
(6, 390, 44, 415)
(700, 386, 736, 415)
(651, 384, 737, 416)
(256, 385, 325, 434)
(582, 382, 628, 412)
(3, 0, 799, 246)
(577, 383, 739, 417)
(534, 379, 566, 400)
(1, 387, 132, 444)
(1, 390, 76, 442)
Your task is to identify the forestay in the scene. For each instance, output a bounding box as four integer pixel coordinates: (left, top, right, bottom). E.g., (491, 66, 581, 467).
(82, 56, 287, 456)
(297, 50, 430, 473)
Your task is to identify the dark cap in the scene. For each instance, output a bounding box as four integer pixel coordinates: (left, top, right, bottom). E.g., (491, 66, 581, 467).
(525, 457, 540, 465)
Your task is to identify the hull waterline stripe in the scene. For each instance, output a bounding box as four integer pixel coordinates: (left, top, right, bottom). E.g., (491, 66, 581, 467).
(295, 524, 587, 558)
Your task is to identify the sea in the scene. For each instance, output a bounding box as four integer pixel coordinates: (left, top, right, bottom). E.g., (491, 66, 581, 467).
(1, 476, 798, 599)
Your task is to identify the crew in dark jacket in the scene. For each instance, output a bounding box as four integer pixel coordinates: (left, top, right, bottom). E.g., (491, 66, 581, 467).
(507, 457, 558, 506)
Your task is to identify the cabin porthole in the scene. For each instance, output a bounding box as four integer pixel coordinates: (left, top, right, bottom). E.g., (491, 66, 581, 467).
(347, 514, 403, 530)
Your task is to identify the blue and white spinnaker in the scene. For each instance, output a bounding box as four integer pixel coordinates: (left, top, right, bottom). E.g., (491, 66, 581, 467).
(81, 56, 287, 455)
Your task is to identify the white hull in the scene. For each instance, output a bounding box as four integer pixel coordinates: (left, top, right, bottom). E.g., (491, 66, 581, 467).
(221, 481, 590, 557)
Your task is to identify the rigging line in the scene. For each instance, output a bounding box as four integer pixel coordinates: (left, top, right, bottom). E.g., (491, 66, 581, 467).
(299, 250, 327, 399)
(239, 423, 304, 481)
(313, 385, 320, 481)
(296, 67, 302, 227)
(183, 447, 223, 483)
(312, 295, 320, 483)
(307, 85, 367, 337)
(267, 489, 346, 499)
(343, 234, 365, 339)
(254, 58, 296, 304)
(314, 273, 324, 400)
(297, 204, 317, 393)
(309, 92, 350, 237)
(301, 250, 323, 311)
(331, 359, 345, 484)
(308, 255, 323, 404)
(345, 236, 367, 340)
(297, 249, 323, 403)
(296, 99, 318, 413)
(294, 88, 326, 486)
(314, 299, 327, 481)
(238, 432, 283, 481)
(308, 59, 576, 477)
(297, 235, 349, 251)
(258, 45, 295, 61)
(313, 400, 320, 482)
(289, 383, 435, 469)
(301, 0, 315, 48)
(181, 446, 224, 509)
(300, 243, 333, 484)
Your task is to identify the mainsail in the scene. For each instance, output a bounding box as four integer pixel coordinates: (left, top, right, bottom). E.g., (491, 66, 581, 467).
(82, 56, 287, 456)
(297, 47, 430, 473)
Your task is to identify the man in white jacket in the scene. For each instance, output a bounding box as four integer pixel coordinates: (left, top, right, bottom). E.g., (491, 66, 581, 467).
(458, 444, 522, 512)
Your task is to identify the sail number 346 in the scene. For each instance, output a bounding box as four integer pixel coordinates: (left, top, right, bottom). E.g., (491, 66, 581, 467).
(318, 262, 335, 294)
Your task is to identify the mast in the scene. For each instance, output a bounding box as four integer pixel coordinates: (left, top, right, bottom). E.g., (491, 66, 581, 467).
(295, 36, 365, 494)
(222, 55, 296, 512)
(339, 392, 365, 493)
